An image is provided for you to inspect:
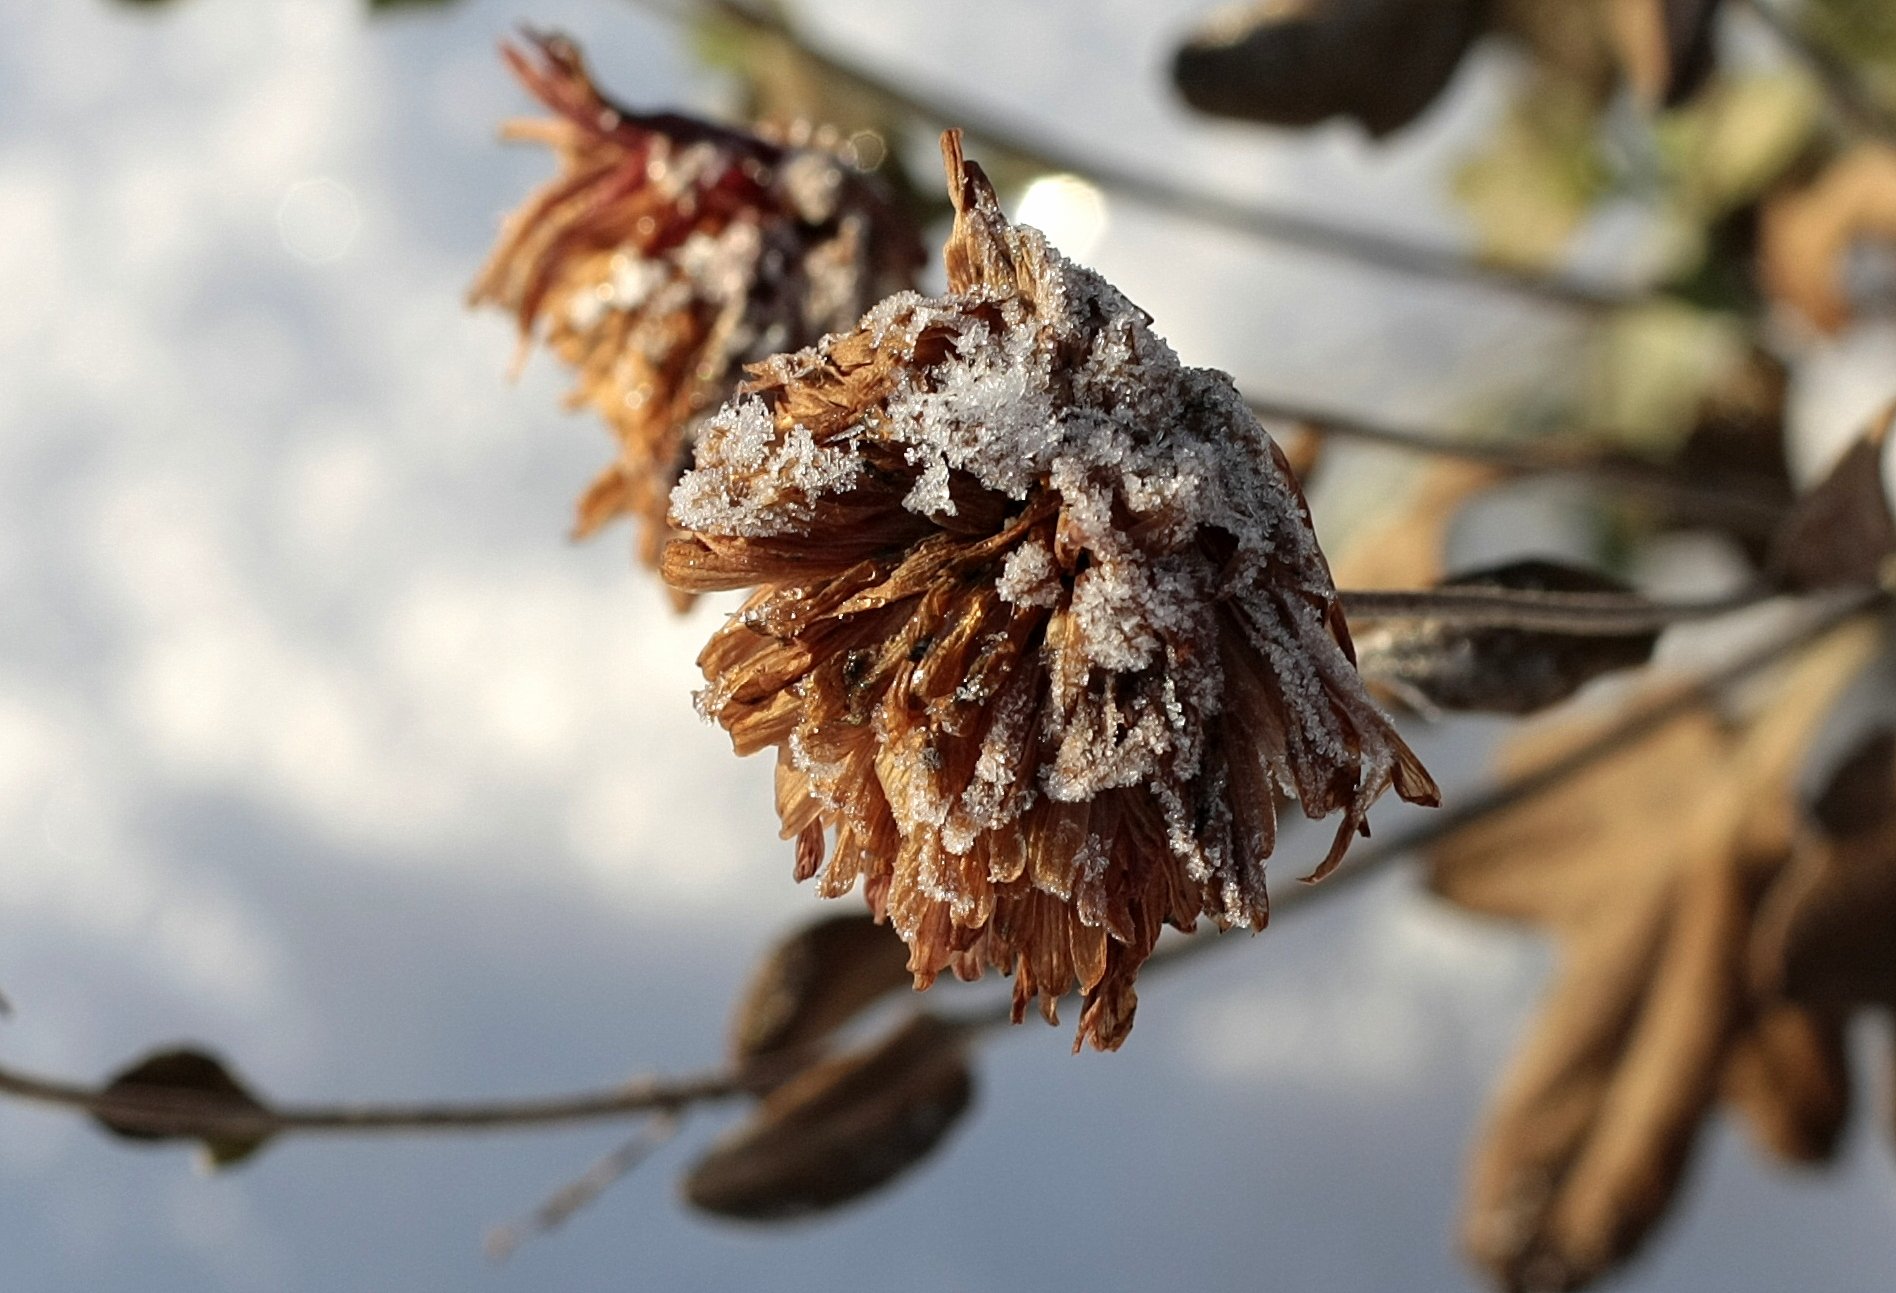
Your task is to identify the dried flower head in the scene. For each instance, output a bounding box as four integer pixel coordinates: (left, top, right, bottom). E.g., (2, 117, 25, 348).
(470, 33, 923, 596)
(664, 130, 1437, 1050)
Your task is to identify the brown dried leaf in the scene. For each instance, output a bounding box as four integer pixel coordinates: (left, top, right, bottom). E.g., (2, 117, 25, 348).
(1170, 0, 1489, 139)
(1605, 0, 1722, 108)
(93, 1048, 273, 1169)
(1719, 1003, 1849, 1164)
(728, 912, 915, 1066)
(1761, 143, 1896, 333)
(1430, 623, 1876, 1291)
(1357, 560, 1660, 716)
(682, 1014, 974, 1221)
(1769, 404, 1896, 591)
(1753, 728, 1896, 1010)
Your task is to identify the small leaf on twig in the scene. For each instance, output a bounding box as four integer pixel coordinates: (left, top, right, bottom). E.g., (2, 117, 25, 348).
(683, 1015, 974, 1221)
(728, 912, 914, 1066)
(1769, 404, 1896, 591)
(1171, 0, 1487, 138)
(93, 1048, 274, 1169)
(1358, 560, 1660, 715)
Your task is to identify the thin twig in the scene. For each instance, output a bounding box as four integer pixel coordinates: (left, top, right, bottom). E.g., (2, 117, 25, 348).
(1733, 0, 1896, 146)
(628, 0, 1638, 314)
(1340, 583, 1771, 635)
(484, 1114, 682, 1262)
(1247, 398, 1791, 538)
(0, 1057, 752, 1140)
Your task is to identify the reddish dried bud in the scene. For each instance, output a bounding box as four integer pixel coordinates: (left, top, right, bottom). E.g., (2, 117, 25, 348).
(665, 131, 1437, 1049)
(470, 33, 923, 599)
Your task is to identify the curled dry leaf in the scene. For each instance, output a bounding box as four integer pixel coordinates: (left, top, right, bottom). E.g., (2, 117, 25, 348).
(93, 1048, 274, 1169)
(1170, 0, 1489, 138)
(1429, 623, 1876, 1292)
(1356, 559, 1661, 716)
(1769, 403, 1896, 591)
(1753, 728, 1896, 1010)
(728, 911, 915, 1068)
(682, 1014, 974, 1221)
(1760, 143, 1896, 334)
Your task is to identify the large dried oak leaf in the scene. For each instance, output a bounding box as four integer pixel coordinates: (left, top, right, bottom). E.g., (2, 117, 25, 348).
(1429, 623, 1874, 1291)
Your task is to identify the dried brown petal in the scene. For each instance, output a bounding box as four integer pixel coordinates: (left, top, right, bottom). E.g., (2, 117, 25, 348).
(682, 1014, 973, 1221)
(669, 130, 1435, 1049)
(1770, 404, 1896, 592)
(1171, 0, 1489, 138)
(1357, 560, 1660, 716)
(728, 912, 914, 1066)
(94, 1047, 273, 1169)
(470, 33, 922, 600)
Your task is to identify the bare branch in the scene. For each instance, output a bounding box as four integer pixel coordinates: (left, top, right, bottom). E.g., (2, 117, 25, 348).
(1246, 397, 1790, 538)
(1341, 584, 1772, 635)
(629, 0, 1639, 314)
(0, 1056, 750, 1140)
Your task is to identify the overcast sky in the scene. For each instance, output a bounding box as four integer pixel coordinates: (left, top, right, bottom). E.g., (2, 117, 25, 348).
(2, 1, 1894, 1290)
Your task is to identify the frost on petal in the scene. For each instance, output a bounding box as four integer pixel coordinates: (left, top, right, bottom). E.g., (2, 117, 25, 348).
(665, 129, 1437, 1049)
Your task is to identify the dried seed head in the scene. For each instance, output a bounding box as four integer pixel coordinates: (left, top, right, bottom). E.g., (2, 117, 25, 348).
(666, 130, 1437, 1049)
(470, 33, 923, 600)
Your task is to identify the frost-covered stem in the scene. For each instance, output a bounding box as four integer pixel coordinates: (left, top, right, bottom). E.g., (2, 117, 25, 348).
(1733, 0, 1896, 146)
(1340, 584, 1772, 635)
(1246, 398, 1789, 538)
(631, 0, 1636, 314)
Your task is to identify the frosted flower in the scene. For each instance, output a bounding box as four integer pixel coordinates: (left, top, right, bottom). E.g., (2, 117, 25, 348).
(470, 33, 923, 598)
(665, 131, 1438, 1050)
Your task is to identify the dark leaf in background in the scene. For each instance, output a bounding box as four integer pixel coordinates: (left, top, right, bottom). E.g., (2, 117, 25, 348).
(728, 912, 915, 1067)
(1171, 0, 1490, 138)
(683, 1014, 974, 1221)
(1770, 404, 1896, 590)
(1754, 729, 1896, 1009)
(1357, 559, 1659, 716)
(93, 1048, 274, 1168)
(1664, 345, 1793, 556)
(1608, 0, 1723, 108)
